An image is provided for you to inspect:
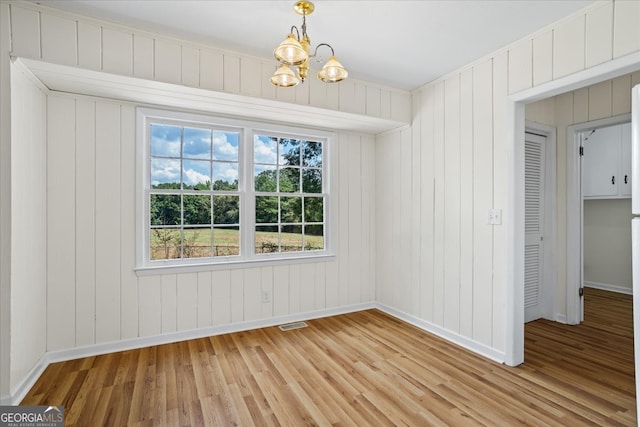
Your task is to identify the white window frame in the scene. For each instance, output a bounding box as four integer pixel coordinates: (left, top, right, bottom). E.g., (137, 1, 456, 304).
(135, 107, 334, 275)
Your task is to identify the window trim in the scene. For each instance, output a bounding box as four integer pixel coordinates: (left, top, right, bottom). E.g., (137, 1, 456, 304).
(135, 107, 335, 274)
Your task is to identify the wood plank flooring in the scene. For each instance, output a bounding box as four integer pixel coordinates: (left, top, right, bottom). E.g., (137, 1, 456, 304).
(22, 287, 635, 426)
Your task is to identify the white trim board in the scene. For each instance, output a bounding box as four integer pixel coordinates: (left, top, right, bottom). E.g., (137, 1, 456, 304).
(584, 281, 633, 295)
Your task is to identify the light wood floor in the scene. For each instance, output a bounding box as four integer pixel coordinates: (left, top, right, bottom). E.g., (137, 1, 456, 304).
(22, 287, 635, 426)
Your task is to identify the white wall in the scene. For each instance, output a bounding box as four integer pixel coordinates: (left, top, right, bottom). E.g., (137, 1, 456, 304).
(584, 199, 632, 291)
(377, 0, 640, 355)
(526, 71, 640, 308)
(9, 62, 47, 393)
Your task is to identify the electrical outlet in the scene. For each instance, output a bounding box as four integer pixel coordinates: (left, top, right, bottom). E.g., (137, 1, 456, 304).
(488, 209, 502, 225)
(262, 290, 272, 303)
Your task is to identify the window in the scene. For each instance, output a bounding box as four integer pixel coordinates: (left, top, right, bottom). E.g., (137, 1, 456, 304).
(136, 108, 332, 271)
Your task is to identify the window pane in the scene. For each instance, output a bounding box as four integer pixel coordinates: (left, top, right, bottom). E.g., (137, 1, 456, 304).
(213, 131, 239, 161)
(254, 135, 277, 164)
(183, 127, 211, 159)
(255, 225, 279, 253)
(150, 194, 181, 225)
(281, 225, 302, 252)
(281, 196, 302, 223)
(279, 167, 300, 193)
(214, 226, 240, 256)
(150, 227, 181, 260)
(279, 138, 301, 166)
(183, 227, 212, 258)
(150, 124, 181, 157)
(213, 195, 239, 224)
(213, 162, 238, 190)
(255, 196, 278, 223)
(304, 225, 324, 251)
(255, 165, 276, 192)
(151, 158, 181, 189)
(303, 141, 322, 167)
(184, 194, 211, 225)
(302, 169, 322, 193)
(304, 197, 323, 222)
(183, 160, 211, 190)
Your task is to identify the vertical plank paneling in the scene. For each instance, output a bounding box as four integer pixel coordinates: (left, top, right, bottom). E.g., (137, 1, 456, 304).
(138, 275, 162, 337)
(119, 105, 138, 340)
(273, 265, 289, 316)
(588, 80, 612, 121)
(472, 60, 494, 346)
(585, 1, 613, 68)
(211, 270, 231, 325)
(410, 92, 422, 314)
(299, 264, 315, 312)
(338, 136, 350, 305)
(102, 28, 133, 76)
(161, 274, 177, 333)
(553, 14, 586, 79)
(347, 137, 362, 305)
(612, 74, 632, 116)
(261, 63, 277, 101)
(243, 268, 262, 321)
(459, 68, 474, 337)
(288, 264, 302, 314)
(200, 49, 224, 92)
(380, 89, 392, 120)
(361, 137, 375, 302)
(339, 81, 357, 114)
(313, 263, 326, 309)
(391, 91, 411, 124)
(492, 52, 508, 352)
(75, 99, 96, 347)
(326, 82, 340, 111)
(366, 86, 381, 118)
(77, 22, 101, 71)
(223, 54, 241, 94)
(240, 58, 262, 98)
(10, 6, 41, 59)
(508, 39, 532, 94)
(573, 87, 589, 124)
(40, 13, 77, 66)
(613, 0, 640, 58)
(276, 85, 296, 104)
(94, 102, 122, 344)
(443, 75, 461, 332)
(47, 96, 76, 351)
(399, 128, 412, 311)
(230, 269, 244, 322)
(197, 272, 213, 328)
(375, 133, 393, 305)
(154, 38, 181, 84)
(133, 35, 154, 80)
(261, 267, 274, 318)
(309, 78, 328, 109)
(294, 76, 310, 105)
(419, 85, 435, 322)
(181, 46, 200, 88)
(176, 273, 198, 331)
(533, 31, 553, 86)
(325, 134, 340, 308)
(432, 81, 445, 326)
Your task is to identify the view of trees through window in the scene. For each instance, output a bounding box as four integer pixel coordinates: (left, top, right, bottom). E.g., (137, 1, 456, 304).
(148, 122, 325, 261)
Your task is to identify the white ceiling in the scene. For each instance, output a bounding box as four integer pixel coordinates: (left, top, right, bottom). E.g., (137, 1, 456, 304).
(33, 0, 595, 90)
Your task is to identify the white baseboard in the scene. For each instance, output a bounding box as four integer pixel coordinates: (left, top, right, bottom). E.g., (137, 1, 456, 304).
(7, 302, 376, 405)
(8, 300, 507, 405)
(374, 303, 505, 364)
(554, 314, 567, 324)
(584, 281, 633, 295)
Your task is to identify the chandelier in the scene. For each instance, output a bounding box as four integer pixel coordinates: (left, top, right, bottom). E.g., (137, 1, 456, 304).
(270, 1, 348, 87)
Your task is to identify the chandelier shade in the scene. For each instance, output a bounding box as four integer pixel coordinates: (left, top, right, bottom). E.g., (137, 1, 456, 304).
(270, 1, 347, 87)
(273, 34, 308, 66)
(317, 56, 348, 83)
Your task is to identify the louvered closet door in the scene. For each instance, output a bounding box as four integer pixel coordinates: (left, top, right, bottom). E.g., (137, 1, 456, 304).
(525, 132, 546, 322)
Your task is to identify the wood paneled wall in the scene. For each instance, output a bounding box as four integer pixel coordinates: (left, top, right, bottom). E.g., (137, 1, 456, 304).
(4, 1, 410, 124)
(376, 0, 640, 353)
(43, 93, 376, 353)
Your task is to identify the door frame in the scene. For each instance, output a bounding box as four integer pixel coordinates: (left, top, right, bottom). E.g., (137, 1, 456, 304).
(524, 122, 557, 322)
(504, 51, 640, 367)
(566, 113, 632, 325)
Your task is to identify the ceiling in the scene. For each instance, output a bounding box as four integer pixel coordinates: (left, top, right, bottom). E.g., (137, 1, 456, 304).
(33, 0, 595, 91)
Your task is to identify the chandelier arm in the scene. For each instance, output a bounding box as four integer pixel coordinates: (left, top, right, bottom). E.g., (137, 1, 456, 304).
(290, 25, 301, 40)
(311, 43, 335, 59)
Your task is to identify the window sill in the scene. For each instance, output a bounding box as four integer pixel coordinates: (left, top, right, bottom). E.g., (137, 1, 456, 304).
(134, 253, 337, 276)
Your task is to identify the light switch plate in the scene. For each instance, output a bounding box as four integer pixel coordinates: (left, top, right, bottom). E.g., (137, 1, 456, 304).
(488, 209, 502, 225)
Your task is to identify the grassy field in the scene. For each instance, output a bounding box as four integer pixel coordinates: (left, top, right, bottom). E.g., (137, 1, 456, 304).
(150, 227, 323, 259)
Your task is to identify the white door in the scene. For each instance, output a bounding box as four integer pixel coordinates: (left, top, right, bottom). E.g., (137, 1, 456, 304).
(525, 132, 546, 322)
(621, 122, 632, 197)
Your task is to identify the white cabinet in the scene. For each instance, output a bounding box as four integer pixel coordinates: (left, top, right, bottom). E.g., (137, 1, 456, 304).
(582, 122, 631, 199)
